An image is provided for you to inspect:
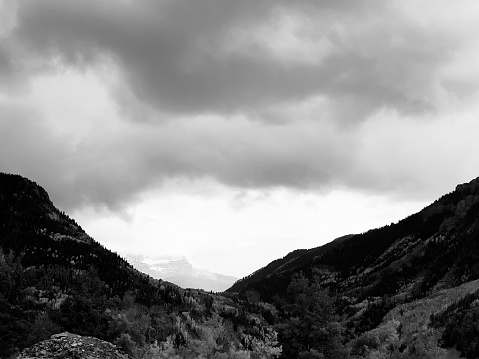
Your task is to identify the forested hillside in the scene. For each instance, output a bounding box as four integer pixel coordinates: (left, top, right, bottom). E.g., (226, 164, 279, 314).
(0, 173, 283, 358)
(229, 176, 479, 358)
(230, 177, 479, 300)
(4, 172, 479, 358)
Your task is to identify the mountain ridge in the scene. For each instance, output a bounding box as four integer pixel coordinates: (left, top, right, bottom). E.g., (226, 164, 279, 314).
(226, 175, 479, 357)
(0, 172, 283, 358)
(228, 176, 479, 300)
(5, 172, 479, 358)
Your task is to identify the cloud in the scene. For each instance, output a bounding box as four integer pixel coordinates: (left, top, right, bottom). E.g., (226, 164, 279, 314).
(67, 114, 359, 209)
(1, 0, 479, 214)
(0, 85, 357, 212)
(6, 0, 462, 123)
(0, 103, 70, 198)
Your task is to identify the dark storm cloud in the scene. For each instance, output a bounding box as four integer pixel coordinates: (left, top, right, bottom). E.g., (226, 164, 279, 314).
(0, 0, 475, 212)
(0, 42, 27, 93)
(0, 101, 355, 212)
(9, 0, 453, 122)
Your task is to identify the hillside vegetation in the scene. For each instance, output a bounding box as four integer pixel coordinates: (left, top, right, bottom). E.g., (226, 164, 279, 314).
(0, 173, 281, 358)
(3, 172, 479, 358)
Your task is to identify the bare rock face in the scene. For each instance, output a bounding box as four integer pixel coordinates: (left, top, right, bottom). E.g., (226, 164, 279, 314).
(16, 332, 130, 359)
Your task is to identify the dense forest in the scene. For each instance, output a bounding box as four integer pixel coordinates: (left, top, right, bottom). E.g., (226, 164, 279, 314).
(4, 172, 479, 358)
(0, 173, 340, 358)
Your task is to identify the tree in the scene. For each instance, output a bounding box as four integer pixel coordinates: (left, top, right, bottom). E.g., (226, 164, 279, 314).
(277, 273, 347, 358)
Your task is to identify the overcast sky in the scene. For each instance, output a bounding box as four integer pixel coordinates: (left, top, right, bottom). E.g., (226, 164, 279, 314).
(1, 0, 479, 277)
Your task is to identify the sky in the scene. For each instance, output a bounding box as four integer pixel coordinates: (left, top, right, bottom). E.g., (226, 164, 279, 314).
(1, 0, 479, 278)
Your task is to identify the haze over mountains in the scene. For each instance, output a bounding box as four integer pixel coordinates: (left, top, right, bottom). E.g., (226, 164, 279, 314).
(122, 253, 238, 292)
(4, 171, 479, 358)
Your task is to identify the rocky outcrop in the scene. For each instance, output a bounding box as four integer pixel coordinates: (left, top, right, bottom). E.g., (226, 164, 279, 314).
(455, 176, 479, 195)
(16, 332, 130, 359)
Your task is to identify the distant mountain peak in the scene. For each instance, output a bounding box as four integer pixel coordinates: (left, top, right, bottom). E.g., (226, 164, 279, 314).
(123, 253, 237, 292)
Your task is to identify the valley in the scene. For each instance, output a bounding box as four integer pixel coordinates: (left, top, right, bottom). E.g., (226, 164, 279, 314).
(3, 172, 479, 358)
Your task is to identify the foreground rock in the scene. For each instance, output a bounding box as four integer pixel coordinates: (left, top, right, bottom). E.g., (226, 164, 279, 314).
(16, 332, 130, 359)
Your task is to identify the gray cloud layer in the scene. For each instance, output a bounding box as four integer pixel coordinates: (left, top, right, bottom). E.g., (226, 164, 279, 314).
(8, 0, 453, 119)
(1, 0, 477, 211)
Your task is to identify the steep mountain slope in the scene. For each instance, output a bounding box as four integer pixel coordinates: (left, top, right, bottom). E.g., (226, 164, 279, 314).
(0, 173, 92, 245)
(0, 173, 159, 300)
(0, 173, 168, 355)
(228, 234, 353, 297)
(0, 173, 282, 359)
(123, 253, 238, 292)
(227, 176, 479, 358)
(228, 176, 479, 304)
(6, 172, 479, 358)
